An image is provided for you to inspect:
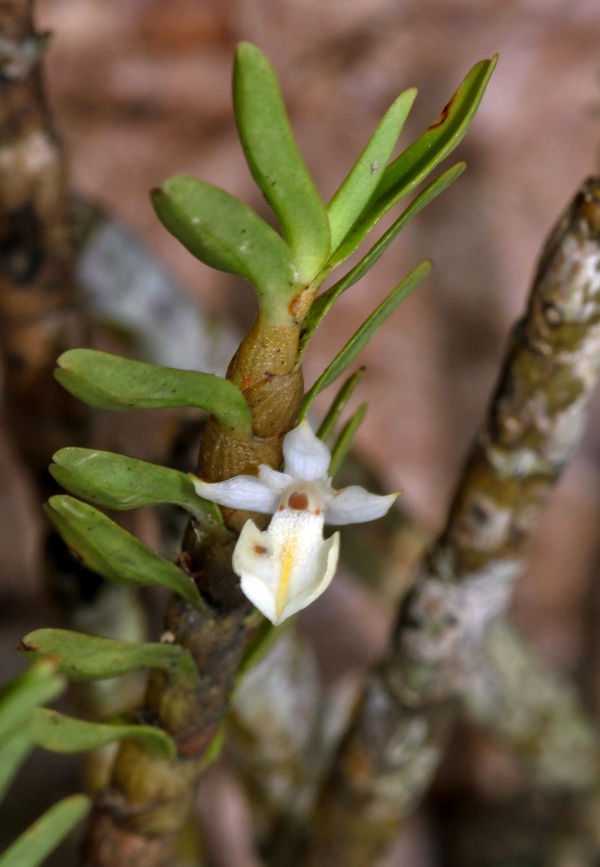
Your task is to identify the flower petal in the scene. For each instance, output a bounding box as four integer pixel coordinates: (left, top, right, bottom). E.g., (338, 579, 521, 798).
(324, 485, 398, 525)
(258, 464, 293, 494)
(283, 420, 331, 481)
(190, 474, 279, 513)
(233, 509, 340, 624)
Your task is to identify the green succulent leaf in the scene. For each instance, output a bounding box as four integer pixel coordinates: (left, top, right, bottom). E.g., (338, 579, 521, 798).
(0, 659, 63, 743)
(21, 629, 198, 689)
(327, 88, 417, 253)
(55, 349, 252, 434)
(329, 403, 368, 477)
(44, 496, 205, 610)
(301, 260, 431, 414)
(0, 794, 91, 867)
(0, 724, 34, 801)
(233, 41, 330, 284)
(329, 56, 496, 268)
(301, 162, 465, 351)
(33, 708, 175, 758)
(317, 368, 366, 443)
(152, 175, 299, 323)
(50, 448, 222, 523)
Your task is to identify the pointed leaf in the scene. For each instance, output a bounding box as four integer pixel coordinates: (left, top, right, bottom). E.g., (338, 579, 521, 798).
(50, 448, 222, 523)
(21, 630, 198, 689)
(301, 163, 465, 351)
(329, 57, 496, 268)
(33, 708, 175, 758)
(329, 403, 368, 477)
(233, 42, 330, 283)
(152, 176, 299, 323)
(316, 368, 365, 443)
(301, 261, 431, 415)
(0, 795, 91, 867)
(327, 88, 417, 253)
(201, 724, 226, 769)
(0, 724, 34, 801)
(55, 349, 252, 433)
(44, 496, 205, 610)
(0, 660, 63, 742)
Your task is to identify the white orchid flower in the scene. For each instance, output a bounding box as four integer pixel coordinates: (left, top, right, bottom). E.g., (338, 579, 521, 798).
(191, 420, 398, 625)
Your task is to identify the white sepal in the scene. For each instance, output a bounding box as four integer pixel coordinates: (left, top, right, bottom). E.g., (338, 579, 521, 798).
(282, 419, 331, 481)
(325, 486, 399, 525)
(189, 474, 279, 514)
(232, 510, 340, 625)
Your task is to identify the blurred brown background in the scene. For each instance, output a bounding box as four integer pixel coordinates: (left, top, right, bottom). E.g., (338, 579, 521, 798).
(2, 1, 600, 861)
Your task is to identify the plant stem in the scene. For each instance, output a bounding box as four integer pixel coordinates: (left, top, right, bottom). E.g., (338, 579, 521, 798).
(83, 308, 308, 865)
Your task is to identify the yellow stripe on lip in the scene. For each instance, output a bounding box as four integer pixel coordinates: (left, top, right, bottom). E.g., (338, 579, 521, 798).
(275, 537, 296, 621)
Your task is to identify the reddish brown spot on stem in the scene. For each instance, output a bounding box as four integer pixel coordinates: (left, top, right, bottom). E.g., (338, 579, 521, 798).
(289, 292, 303, 319)
(288, 491, 309, 510)
(254, 544, 268, 555)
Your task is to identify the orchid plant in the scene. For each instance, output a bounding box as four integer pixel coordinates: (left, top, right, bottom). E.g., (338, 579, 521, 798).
(6, 40, 496, 866)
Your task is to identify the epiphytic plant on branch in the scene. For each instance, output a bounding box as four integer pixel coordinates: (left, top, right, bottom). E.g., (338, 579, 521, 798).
(9, 16, 600, 867)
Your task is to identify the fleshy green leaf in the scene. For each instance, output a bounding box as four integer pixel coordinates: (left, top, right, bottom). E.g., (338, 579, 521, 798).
(45, 496, 204, 610)
(33, 708, 175, 758)
(329, 57, 496, 268)
(0, 659, 63, 743)
(327, 88, 417, 253)
(0, 795, 91, 867)
(50, 448, 222, 523)
(55, 349, 252, 434)
(21, 630, 198, 689)
(0, 724, 34, 801)
(152, 176, 299, 323)
(233, 42, 330, 284)
(301, 163, 465, 351)
(317, 368, 365, 443)
(301, 260, 431, 414)
(329, 403, 368, 477)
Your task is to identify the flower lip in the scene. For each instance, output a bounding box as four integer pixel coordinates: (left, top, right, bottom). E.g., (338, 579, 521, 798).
(234, 509, 340, 624)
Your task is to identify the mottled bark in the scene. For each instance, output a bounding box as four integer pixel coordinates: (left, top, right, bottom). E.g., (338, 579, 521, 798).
(342, 486, 600, 795)
(228, 632, 323, 846)
(0, 0, 91, 491)
(464, 621, 600, 793)
(300, 178, 600, 866)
